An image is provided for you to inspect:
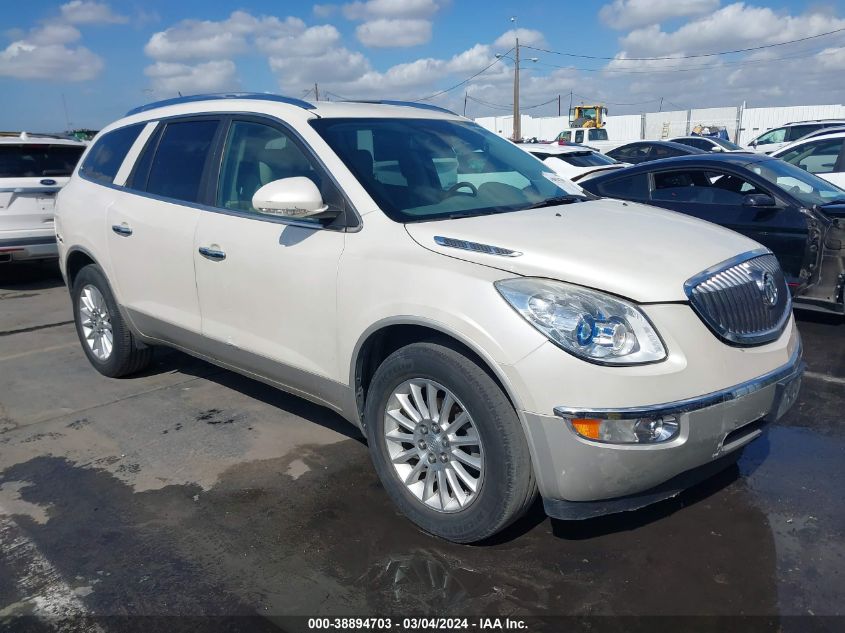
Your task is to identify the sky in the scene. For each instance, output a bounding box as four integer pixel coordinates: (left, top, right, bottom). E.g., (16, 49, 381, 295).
(2, 0, 845, 132)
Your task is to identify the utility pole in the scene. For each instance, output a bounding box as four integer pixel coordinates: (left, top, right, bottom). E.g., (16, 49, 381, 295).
(61, 93, 71, 130)
(463, 91, 468, 116)
(558, 94, 561, 117)
(658, 96, 664, 112)
(314, 83, 319, 101)
(512, 36, 520, 141)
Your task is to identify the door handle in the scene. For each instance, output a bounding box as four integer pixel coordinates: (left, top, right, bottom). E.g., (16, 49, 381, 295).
(198, 246, 226, 261)
(111, 224, 133, 237)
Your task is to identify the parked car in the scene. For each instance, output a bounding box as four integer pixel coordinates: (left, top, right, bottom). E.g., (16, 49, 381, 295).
(518, 143, 628, 181)
(551, 127, 626, 153)
(746, 120, 845, 154)
(57, 93, 803, 542)
(670, 136, 749, 153)
(605, 140, 706, 164)
(771, 131, 845, 189)
(0, 132, 86, 263)
(579, 153, 845, 314)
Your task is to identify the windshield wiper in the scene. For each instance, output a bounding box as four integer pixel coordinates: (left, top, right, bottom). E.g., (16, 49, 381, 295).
(527, 196, 582, 210)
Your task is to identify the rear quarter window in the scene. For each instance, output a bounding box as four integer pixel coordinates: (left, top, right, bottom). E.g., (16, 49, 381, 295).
(79, 124, 144, 184)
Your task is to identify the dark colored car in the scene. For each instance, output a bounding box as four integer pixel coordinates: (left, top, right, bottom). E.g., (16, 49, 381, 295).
(579, 153, 845, 314)
(606, 141, 706, 164)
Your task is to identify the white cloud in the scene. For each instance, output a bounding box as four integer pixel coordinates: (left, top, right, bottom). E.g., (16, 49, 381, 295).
(144, 11, 307, 62)
(599, 0, 719, 30)
(355, 18, 432, 47)
(270, 47, 371, 92)
(60, 1, 128, 25)
(617, 3, 845, 57)
(493, 28, 546, 50)
(0, 23, 103, 80)
(257, 24, 341, 56)
(313, 4, 338, 19)
(342, 0, 441, 20)
(144, 60, 239, 93)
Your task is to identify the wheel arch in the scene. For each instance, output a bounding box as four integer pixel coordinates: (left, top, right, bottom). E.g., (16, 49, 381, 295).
(350, 317, 526, 428)
(65, 246, 101, 290)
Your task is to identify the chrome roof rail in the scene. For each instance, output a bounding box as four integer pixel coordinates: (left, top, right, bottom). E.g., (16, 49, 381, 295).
(342, 100, 457, 115)
(126, 93, 316, 116)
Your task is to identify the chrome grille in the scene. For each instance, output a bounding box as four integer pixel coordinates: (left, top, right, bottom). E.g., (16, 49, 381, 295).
(685, 250, 791, 346)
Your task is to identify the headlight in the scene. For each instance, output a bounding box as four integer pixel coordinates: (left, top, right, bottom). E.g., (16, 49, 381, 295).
(495, 278, 666, 365)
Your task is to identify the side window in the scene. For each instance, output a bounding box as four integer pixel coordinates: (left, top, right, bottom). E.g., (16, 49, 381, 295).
(598, 173, 648, 199)
(574, 130, 584, 143)
(778, 139, 843, 174)
(144, 120, 219, 203)
(79, 124, 144, 184)
(756, 128, 786, 145)
(556, 131, 571, 142)
(216, 120, 339, 222)
(688, 138, 711, 151)
(786, 125, 818, 142)
(652, 169, 760, 205)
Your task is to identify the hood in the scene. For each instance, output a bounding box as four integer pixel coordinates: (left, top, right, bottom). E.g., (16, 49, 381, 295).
(405, 198, 763, 303)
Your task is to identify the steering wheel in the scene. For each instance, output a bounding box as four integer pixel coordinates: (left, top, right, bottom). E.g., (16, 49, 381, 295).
(444, 181, 478, 197)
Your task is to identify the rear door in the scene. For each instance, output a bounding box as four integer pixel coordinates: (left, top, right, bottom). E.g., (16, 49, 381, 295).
(105, 117, 221, 338)
(0, 142, 84, 239)
(646, 167, 808, 281)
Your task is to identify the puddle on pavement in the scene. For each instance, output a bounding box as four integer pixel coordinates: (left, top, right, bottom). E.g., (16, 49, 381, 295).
(0, 437, 790, 619)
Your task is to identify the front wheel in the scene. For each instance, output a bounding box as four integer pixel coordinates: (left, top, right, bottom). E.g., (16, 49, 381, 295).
(71, 264, 153, 377)
(364, 341, 536, 543)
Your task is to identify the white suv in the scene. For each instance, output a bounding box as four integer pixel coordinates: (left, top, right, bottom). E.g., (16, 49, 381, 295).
(1, 133, 85, 264)
(56, 94, 803, 542)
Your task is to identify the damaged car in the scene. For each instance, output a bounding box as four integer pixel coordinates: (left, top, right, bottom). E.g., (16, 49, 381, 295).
(580, 153, 845, 315)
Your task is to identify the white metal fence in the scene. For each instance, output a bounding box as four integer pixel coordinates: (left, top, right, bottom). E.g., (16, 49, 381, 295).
(476, 103, 845, 146)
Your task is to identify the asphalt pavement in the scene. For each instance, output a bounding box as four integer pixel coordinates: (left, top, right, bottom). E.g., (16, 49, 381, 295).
(0, 261, 842, 632)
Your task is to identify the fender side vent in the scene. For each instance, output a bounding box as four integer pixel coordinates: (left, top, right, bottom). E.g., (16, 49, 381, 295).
(433, 236, 522, 257)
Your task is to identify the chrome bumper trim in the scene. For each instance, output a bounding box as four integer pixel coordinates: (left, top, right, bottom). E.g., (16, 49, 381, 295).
(553, 340, 804, 421)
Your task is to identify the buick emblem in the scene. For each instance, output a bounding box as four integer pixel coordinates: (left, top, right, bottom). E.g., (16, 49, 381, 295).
(760, 271, 778, 307)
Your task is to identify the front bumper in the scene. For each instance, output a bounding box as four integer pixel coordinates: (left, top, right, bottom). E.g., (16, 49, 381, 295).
(0, 235, 58, 262)
(524, 340, 804, 519)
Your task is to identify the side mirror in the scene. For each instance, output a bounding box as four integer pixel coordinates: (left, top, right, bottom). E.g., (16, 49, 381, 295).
(743, 193, 777, 207)
(252, 177, 330, 219)
(749, 140, 757, 148)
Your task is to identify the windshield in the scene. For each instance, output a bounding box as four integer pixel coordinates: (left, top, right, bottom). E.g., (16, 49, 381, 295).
(0, 144, 84, 178)
(311, 118, 587, 222)
(750, 157, 845, 206)
(711, 138, 744, 151)
(558, 151, 616, 167)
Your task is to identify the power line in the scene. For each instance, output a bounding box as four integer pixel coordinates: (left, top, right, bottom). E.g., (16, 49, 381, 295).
(521, 25, 845, 61)
(533, 45, 841, 75)
(413, 49, 512, 101)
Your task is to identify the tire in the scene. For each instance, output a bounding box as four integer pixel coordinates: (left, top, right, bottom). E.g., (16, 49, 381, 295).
(71, 264, 153, 377)
(364, 340, 537, 543)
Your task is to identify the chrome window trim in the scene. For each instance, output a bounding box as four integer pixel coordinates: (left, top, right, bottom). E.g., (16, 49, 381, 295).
(683, 248, 792, 346)
(554, 339, 804, 420)
(77, 110, 362, 233)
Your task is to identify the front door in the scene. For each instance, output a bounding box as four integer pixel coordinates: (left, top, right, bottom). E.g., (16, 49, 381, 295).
(647, 167, 809, 282)
(193, 118, 346, 400)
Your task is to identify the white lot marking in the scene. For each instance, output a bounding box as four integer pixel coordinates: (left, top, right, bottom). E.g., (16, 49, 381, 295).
(285, 458, 311, 480)
(804, 371, 845, 386)
(0, 342, 78, 364)
(0, 508, 104, 631)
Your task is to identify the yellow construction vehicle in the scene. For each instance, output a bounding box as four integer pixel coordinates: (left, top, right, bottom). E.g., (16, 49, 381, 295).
(569, 104, 608, 128)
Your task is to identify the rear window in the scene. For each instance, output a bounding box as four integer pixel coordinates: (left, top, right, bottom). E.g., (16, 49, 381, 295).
(80, 124, 144, 184)
(0, 144, 85, 178)
(558, 151, 616, 167)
